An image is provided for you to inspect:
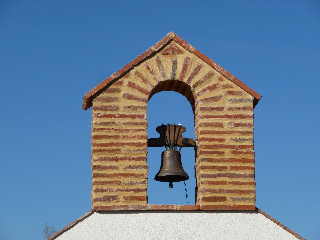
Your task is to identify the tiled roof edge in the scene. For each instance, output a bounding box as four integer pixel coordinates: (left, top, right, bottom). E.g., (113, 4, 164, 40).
(82, 32, 262, 110)
(257, 208, 305, 240)
(47, 210, 94, 240)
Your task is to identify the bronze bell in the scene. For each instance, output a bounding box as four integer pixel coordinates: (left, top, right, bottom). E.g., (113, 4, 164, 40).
(154, 149, 189, 188)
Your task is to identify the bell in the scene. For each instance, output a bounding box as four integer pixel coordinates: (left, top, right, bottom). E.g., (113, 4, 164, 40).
(154, 150, 189, 188)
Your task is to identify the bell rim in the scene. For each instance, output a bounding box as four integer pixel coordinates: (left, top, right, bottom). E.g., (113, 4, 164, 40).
(154, 174, 189, 182)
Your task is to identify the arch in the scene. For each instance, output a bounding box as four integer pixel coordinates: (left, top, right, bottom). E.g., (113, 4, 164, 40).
(147, 90, 196, 205)
(148, 80, 195, 114)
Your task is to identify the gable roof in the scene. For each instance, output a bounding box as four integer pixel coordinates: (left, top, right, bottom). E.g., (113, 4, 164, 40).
(82, 32, 262, 111)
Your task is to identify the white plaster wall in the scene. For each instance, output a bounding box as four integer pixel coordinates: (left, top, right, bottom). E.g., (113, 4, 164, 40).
(55, 212, 298, 240)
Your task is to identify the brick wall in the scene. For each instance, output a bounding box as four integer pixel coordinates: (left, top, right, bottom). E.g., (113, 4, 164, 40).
(87, 34, 260, 211)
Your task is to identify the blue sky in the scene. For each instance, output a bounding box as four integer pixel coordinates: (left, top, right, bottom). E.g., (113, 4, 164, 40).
(1, 1, 319, 239)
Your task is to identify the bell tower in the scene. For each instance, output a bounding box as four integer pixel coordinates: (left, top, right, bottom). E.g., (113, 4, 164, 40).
(83, 32, 261, 211)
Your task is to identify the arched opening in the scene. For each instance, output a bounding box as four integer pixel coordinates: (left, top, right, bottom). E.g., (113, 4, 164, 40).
(147, 91, 196, 205)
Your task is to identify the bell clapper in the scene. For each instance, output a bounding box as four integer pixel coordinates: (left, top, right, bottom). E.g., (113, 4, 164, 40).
(169, 182, 173, 188)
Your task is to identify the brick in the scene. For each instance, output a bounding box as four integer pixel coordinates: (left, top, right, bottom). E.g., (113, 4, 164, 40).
(176, 205, 200, 210)
(92, 128, 146, 133)
(230, 166, 255, 171)
(123, 180, 148, 185)
(198, 114, 253, 120)
(92, 195, 118, 203)
(199, 173, 254, 179)
(198, 122, 224, 128)
(197, 165, 228, 171)
(230, 181, 255, 186)
(124, 165, 149, 170)
(145, 62, 160, 83)
(102, 88, 121, 93)
(92, 173, 148, 178)
(201, 196, 227, 202)
(179, 57, 190, 81)
(135, 71, 155, 89)
(206, 130, 253, 135)
(222, 84, 234, 89)
(172, 79, 185, 94)
(92, 180, 121, 185)
(156, 56, 167, 80)
(148, 205, 176, 210)
(114, 80, 124, 86)
(92, 121, 120, 126)
(122, 121, 148, 126)
(197, 158, 254, 164)
(123, 105, 147, 111)
(123, 93, 148, 103)
(230, 138, 253, 143)
(227, 106, 253, 111)
(94, 205, 148, 211)
(198, 150, 225, 155)
(192, 71, 215, 89)
(226, 90, 243, 96)
(198, 137, 225, 142)
(94, 96, 119, 102)
(228, 122, 254, 128)
(200, 205, 255, 211)
(127, 81, 150, 95)
(231, 150, 255, 155)
(123, 196, 147, 201)
(197, 95, 223, 104)
(123, 73, 130, 78)
(186, 64, 202, 84)
(198, 107, 224, 112)
(171, 58, 177, 79)
(93, 113, 146, 119)
(94, 188, 147, 193)
(93, 156, 147, 162)
(201, 144, 253, 150)
(92, 135, 120, 140)
(228, 98, 253, 103)
(230, 197, 255, 202)
(122, 135, 148, 140)
(198, 181, 227, 186)
(92, 149, 121, 154)
(92, 165, 118, 171)
(123, 149, 148, 154)
(92, 142, 147, 148)
(161, 43, 184, 55)
(196, 83, 220, 97)
(199, 189, 255, 195)
(167, 79, 176, 91)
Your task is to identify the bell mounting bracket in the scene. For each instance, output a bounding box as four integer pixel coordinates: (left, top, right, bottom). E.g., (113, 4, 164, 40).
(148, 124, 195, 148)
